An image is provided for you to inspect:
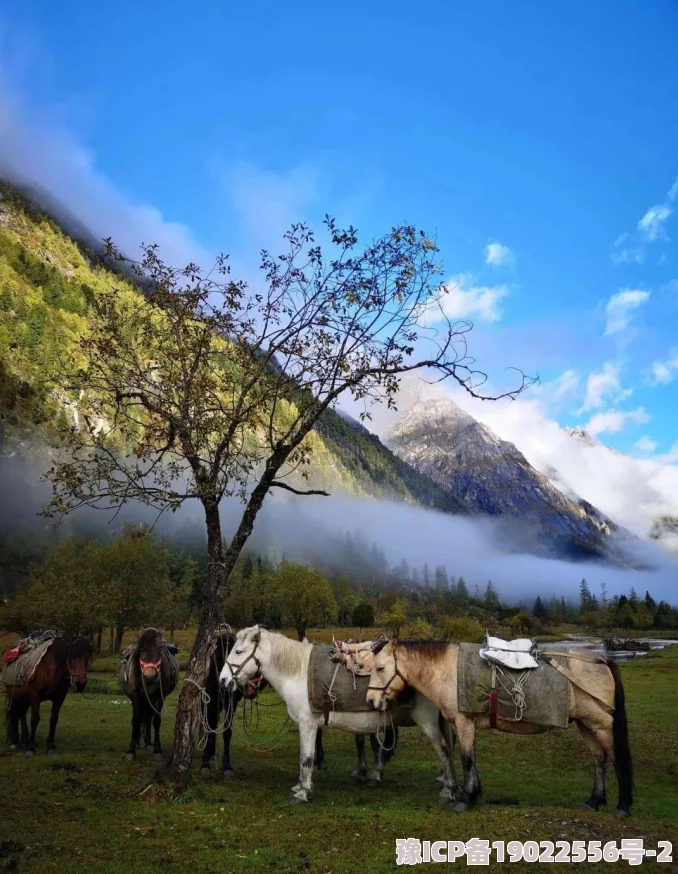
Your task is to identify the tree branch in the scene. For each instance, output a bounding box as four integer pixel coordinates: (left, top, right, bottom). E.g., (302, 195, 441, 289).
(269, 481, 330, 497)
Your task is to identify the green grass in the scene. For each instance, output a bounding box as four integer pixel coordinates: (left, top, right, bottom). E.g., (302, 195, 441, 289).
(1, 645, 677, 873)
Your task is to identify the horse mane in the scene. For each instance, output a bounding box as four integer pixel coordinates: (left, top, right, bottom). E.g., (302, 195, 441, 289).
(264, 630, 306, 675)
(136, 627, 162, 650)
(70, 637, 94, 658)
(397, 640, 451, 663)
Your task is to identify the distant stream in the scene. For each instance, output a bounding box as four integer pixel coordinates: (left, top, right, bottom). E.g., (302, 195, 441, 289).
(544, 637, 677, 662)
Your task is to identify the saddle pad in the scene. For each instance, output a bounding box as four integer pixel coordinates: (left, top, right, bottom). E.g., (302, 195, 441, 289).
(308, 644, 373, 713)
(0, 639, 54, 688)
(457, 643, 569, 730)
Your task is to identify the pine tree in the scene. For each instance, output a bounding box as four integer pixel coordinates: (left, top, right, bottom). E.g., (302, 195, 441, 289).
(532, 595, 548, 620)
(483, 580, 500, 612)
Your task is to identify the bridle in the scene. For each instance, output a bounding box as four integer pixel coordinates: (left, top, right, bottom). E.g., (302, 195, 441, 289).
(139, 658, 163, 675)
(368, 646, 407, 695)
(227, 637, 262, 686)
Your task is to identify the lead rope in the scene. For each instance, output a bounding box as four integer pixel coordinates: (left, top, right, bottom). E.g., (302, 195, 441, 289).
(492, 664, 530, 721)
(374, 707, 397, 753)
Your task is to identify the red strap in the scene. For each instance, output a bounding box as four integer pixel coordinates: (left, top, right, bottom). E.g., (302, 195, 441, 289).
(489, 690, 498, 729)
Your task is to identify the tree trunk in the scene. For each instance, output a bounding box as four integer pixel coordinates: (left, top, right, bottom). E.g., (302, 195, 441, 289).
(95, 627, 103, 654)
(161, 453, 288, 789)
(113, 625, 125, 653)
(108, 626, 114, 653)
(297, 623, 306, 642)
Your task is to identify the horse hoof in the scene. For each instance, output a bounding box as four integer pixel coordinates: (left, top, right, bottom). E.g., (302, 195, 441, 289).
(125, 752, 135, 761)
(366, 778, 381, 789)
(200, 766, 211, 777)
(145, 744, 153, 751)
(46, 748, 58, 757)
(453, 801, 469, 813)
(223, 768, 235, 778)
(350, 774, 367, 786)
(24, 750, 35, 758)
(9, 744, 19, 751)
(153, 752, 164, 762)
(288, 795, 308, 805)
(438, 794, 454, 806)
(615, 808, 631, 818)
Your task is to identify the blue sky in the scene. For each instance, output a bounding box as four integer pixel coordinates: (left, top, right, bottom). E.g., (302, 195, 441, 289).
(1, 0, 678, 457)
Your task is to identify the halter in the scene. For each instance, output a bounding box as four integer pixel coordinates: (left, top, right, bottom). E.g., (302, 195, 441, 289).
(139, 658, 163, 674)
(368, 647, 407, 694)
(227, 638, 262, 685)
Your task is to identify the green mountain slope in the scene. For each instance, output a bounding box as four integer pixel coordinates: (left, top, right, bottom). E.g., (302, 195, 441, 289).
(0, 181, 455, 511)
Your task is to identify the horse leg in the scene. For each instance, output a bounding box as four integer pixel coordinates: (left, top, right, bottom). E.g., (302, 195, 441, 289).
(351, 734, 369, 785)
(7, 699, 21, 750)
(19, 709, 29, 748)
(289, 719, 317, 803)
(126, 698, 143, 760)
(314, 727, 325, 772)
(221, 696, 236, 778)
(25, 694, 41, 757)
(576, 721, 608, 811)
(453, 714, 482, 812)
(366, 732, 387, 788)
(46, 693, 66, 755)
(143, 713, 153, 750)
(419, 717, 458, 804)
(152, 710, 164, 761)
(580, 717, 631, 817)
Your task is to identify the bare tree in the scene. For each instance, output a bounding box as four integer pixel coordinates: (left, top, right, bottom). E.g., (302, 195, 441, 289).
(43, 217, 530, 786)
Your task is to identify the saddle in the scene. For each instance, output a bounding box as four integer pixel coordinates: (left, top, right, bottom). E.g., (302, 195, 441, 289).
(479, 633, 539, 671)
(329, 637, 384, 677)
(0, 632, 58, 688)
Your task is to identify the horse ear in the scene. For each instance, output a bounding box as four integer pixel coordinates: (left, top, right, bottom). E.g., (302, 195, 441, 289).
(372, 638, 388, 655)
(253, 626, 261, 644)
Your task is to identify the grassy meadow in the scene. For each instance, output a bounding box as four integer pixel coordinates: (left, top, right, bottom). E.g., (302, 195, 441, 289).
(1, 631, 677, 873)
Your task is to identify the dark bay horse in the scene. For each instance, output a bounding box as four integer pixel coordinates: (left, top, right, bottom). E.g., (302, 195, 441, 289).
(199, 628, 261, 777)
(4, 635, 93, 756)
(118, 628, 179, 761)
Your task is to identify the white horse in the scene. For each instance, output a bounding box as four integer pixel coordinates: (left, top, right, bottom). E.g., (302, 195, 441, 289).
(219, 625, 457, 803)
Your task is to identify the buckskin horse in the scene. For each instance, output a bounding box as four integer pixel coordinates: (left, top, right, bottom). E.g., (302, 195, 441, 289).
(118, 628, 179, 761)
(220, 626, 457, 804)
(4, 635, 93, 756)
(367, 639, 633, 816)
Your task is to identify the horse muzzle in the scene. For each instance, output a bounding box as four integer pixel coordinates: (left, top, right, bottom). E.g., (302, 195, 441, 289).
(73, 680, 87, 693)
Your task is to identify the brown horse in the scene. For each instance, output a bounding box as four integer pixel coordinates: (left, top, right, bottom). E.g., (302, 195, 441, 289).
(4, 635, 94, 756)
(367, 640, 633, 816)
(118, 628, 179, 761)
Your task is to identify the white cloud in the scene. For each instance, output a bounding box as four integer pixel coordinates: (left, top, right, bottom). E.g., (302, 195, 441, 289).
(552, 369, 579, 401)
(635, 436, 658, 455)
(611, 234, 645, 264)
(604, 288, 650, 336)
(582, 362, 631, 411)
(0, 67, 210, 268)
(638, 204, 672, 241)
(484, 241, 514, 267)
(611, 175, 677, 262)
(434, 273, 509, 323)
(585, 407, 650, 437)
(649, 348, 678, 386)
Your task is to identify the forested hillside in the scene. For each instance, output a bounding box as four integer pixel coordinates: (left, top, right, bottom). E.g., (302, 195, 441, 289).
(0, 181, 458, 509)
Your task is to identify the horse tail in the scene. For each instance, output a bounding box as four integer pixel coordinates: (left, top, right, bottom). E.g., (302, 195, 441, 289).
(608, 659, 633, 811)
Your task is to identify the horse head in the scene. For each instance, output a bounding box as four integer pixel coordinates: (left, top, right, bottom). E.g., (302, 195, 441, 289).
(137, 628, 165, 683)
(219, 625, 262, 691)
(66, 636, 94, 692)
(366, 639, 407, 711)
